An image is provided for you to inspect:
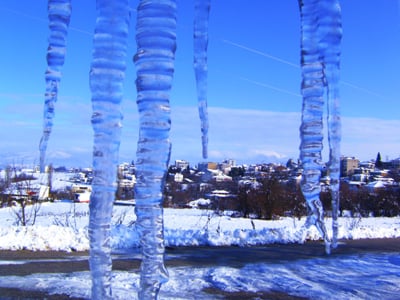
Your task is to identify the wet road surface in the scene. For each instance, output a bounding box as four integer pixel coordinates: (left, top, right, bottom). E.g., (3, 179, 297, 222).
(0, 238, 399, 299)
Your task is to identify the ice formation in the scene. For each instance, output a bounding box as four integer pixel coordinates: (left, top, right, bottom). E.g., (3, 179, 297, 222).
(39, 0, 71, 173)
(88, 0, 130, 298)
(133, 0, 177, 298)
(193, 0, 211, 159)
(320, 1, 342, 249)
(38, 0, 343, 297)
(298, 0, 342, 253)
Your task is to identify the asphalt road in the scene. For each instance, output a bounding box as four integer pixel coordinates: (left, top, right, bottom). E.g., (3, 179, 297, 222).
(0, 238, 399, 299)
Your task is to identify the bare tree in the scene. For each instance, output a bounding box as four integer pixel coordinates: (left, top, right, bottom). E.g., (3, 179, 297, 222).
(47, 163, 54, 200)
(10, 169, 41, 226)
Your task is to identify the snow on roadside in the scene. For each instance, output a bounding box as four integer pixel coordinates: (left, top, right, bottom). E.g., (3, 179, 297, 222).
(0, 226, 89, 252)
(0, 202, 399, 251)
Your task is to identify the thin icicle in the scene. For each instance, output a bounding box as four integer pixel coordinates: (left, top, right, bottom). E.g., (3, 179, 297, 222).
(88, 1, 130, 299)
(194, 0, 210, 159)
(319, 0, 342, 248)
(298, 0, 331, 254)
(134, 0, 177, 298)
(39, 0, 71, 173)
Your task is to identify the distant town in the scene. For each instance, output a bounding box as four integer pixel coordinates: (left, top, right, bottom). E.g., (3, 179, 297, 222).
(1, 152, 399, 221)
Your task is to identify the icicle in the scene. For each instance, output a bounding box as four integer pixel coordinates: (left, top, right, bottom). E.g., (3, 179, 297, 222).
(298, 0, 331, 254)
(134, 0, 177, 298)
(193, 0, 210, 159)
(298, 0, 342, 253)
(39, 0, 71, 173)
(320, 0, 342, 248)
(88, 1, 130, 299)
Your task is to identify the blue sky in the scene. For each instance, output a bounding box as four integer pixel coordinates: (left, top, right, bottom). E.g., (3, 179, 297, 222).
(0, 0, 399, 167)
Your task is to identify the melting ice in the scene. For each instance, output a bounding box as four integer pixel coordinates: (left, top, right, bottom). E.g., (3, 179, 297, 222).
(38, 0, 343, 298)
(298, 0, 342, 253)
(134, 0, 177, 298)
(39, 0, 71, 173)
(88, 1, 130, 299)
(193, 0, 211, 159)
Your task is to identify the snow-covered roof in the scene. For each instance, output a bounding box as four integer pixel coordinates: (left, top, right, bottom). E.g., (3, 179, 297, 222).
(366, 181, 386, 189)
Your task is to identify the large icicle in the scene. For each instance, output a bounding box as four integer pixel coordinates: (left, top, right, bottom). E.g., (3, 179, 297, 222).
(39, 0, 71, 173)
(319, 0, 342, 248)
(193, 0, 210, 159)
(298, 0, 331, 254)
(88, 1, 130, 298)
(298, 0, 342, 253)
(134, 0, 177, 298)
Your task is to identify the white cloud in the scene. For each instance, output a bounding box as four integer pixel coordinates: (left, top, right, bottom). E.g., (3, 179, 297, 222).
(169, 107, 301, 164)
(1, 103, 399, 167)
(341, 117, 400, 161)
(249, 149, 288, 159)
(169, 107, 400, 164)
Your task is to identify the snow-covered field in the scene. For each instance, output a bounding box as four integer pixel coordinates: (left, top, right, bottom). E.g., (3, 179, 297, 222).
(0, 202, 399, 299)
(0, 201, 399, 251)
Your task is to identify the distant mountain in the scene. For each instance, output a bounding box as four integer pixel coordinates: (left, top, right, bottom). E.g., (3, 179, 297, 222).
(0, 150, 92, 169)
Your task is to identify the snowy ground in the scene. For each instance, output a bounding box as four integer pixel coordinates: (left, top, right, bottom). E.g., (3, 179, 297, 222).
(0, 202, 399, 299)
(1, 202, 400, 251)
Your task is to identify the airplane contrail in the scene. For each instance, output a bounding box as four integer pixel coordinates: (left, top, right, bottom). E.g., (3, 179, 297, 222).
(340, 81, 387, 99)
(3, 7, 391, 101)
(212, 66, 301, 98)
(0, 7, 92, 35)
(238, 76, 301, 98)
(222, 38, 389, 100)
(0, 6, 137, 36)
(222, 39, 300, 69)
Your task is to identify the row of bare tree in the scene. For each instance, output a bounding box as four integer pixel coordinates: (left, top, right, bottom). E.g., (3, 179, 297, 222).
(164, 174, 400, 219)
